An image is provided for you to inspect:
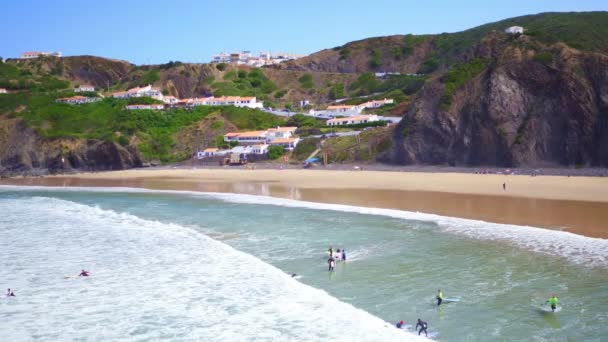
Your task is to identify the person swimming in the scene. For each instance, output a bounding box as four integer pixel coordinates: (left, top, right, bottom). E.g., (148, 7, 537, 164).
(79, 269, 90, 277)
(6, 288, 15, 297)
(416, 318, 428, 336)
(546, 294, 559, 312)
(437, 289, 443, 306)
(396, 320, 405, 329)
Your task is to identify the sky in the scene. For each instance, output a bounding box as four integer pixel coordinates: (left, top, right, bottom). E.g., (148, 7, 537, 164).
(1, 0, 606, 65)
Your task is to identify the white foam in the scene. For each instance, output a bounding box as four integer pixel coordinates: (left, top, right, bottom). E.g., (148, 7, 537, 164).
(0, 195, 426, 341)
(2, 185, 607, 268)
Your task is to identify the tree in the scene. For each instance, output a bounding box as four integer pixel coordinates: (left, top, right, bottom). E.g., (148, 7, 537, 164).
(216, 63, 227, 71)
(329, 83, 345, 100)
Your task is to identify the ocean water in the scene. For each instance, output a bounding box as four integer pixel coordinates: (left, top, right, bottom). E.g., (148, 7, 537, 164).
(1, 186, 607, 341)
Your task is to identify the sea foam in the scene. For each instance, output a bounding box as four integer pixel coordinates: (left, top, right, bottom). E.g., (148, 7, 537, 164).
(0, 194, 426, 341)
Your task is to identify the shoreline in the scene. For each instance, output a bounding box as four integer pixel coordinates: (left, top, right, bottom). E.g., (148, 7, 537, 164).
(2, 168, 608, 238)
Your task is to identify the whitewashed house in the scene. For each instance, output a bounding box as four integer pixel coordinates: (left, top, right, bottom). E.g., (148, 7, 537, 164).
(251, 144, 269, 155)
(505, 26, 524, 35)
(224, 130, 269, 144)
(20, 51, 61, 59)
(0, 88, 7, 94)
(163, 96, 178, 105)
(361, 98, 394, 109)
(111, 85, 164, 101)
(125, 104, 164, 110)
(74, 85, 95, 93)
(269, 137, 300, 151)
(326, 115, 379, 126)
(56, 96, 101, 105)
(266, 126, 298, 141)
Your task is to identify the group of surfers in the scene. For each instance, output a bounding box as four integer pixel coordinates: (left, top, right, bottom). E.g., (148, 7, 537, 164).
(395, 290, 560, 337)
(327, 247, 346, 271)
(5, 270, 90, 298)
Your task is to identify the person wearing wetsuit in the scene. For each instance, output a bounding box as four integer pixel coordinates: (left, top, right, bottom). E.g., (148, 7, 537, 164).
(416, 319, 428, 336)
(546, 295, 559, 312)
(6, 288, 15, 297)
(437, 289, 443, 306)
(396, 320, 405, 329)
(79, 269, 90, 277)
(328, 247, 334, 258)
(341, 249, 346, 261)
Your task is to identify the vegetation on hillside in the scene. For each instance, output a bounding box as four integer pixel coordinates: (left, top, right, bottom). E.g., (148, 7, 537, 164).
(211, 68, 277, 98)
(439, 58, 491, 110)
(1, 93, 283, 162)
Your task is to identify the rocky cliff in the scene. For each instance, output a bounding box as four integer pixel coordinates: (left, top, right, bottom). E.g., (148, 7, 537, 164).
(0, 117, 142, 176)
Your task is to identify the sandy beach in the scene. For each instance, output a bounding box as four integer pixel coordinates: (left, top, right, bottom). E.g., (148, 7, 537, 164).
(3, 168, 608, 238)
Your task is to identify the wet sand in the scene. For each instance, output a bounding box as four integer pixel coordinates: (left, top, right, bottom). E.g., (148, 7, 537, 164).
(3, 168, 608, 238)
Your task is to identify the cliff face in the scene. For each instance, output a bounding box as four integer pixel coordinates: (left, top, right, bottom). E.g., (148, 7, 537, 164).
(0, 118, 142, 176)
(383, 38, 608, 167)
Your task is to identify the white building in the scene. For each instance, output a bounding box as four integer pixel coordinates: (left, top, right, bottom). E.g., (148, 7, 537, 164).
(163, 96, 178, 105)
(360, 98, 394, 109)
(74, 85, 95, 93)
(0, 88, 7, 94)
(266, 126, 297, 141)
(111, 85, 164, 101)
(251, 144, 269, 155)
(211, 51, 305, 66)
(326, 115, 379, 126)
(224, 130, 269, 144)
(186, 96, 263, 109)
(505, 26, 524, 35)
(268, 137, 300, 151)
(56, 96, 101, 105)
(20, 51, 62, 59)
(125, 104, 164, 110)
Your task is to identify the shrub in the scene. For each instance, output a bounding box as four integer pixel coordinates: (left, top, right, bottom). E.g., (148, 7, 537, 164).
(274, 90, 287, 99)
(298, 73, 314, 89)
(216, 63, 227, 71)
(418, 56, 440, 74)
(139, 70, 160, 85)
(369, 49, 382, 69)
(439, 58, 490, 109)
(328, 83, 345, 100)
(268, 145, 284, 159)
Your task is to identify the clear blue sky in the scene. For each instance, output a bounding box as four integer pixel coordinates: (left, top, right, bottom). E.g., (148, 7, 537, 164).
(1, 0, 606, 65)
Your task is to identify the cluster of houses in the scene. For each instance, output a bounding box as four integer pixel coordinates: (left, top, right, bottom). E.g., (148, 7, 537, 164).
(197, 126, 300, 159)
(20, 51, 62, 59)
(211, 51, 306, 67)
(309, 99, 394, 117)
(55, 84, 265, 110)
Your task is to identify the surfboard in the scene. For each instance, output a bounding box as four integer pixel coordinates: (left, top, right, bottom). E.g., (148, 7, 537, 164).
(442, 298, 461, 303)
(64, 275, 80, 279)
(427, 331, 439, 339)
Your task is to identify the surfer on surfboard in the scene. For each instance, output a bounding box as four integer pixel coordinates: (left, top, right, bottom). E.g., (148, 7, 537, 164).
(416, 318, 428, 337)
(79, 269, 91, 277)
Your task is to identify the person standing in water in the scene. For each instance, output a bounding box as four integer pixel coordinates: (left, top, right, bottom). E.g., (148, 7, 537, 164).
(416, 318, 428, 336)
(341, 249, 346, 261)
(546, 294, 559, 312)
(328, 256, 335, 271)
(328, 247, 334, 258)
(6, 288, 15, 297)
(437, 289, 443, 306)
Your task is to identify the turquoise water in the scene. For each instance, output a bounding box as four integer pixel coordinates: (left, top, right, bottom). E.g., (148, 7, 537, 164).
(1, 186, 607, 341)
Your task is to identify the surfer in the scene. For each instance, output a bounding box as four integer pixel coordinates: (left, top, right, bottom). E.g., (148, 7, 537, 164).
(341, 249, 346, 261)
(415, 318, 428, 337)
(545, 294, 559, 312)
(6, 288, 15, 297)
(79, 269, 91, 277)
(328, 256, 335, 271)
(436, 289, 443, 306)
(328, 247, 334, 257)
(396, 320, 405, 329)
(291, 273, 297, 278)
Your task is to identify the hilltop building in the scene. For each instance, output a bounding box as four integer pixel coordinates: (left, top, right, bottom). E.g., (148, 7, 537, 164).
(56, 96, 101, 105)
(326, 115, 379, 126)
(211, 51, 305, 66)
(20, 51, 62, 59)
(74, 85, 95, 93)
(125, 104, 164, 110)
(111, 85, 164, 101)
(505, 26, 524, 35)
